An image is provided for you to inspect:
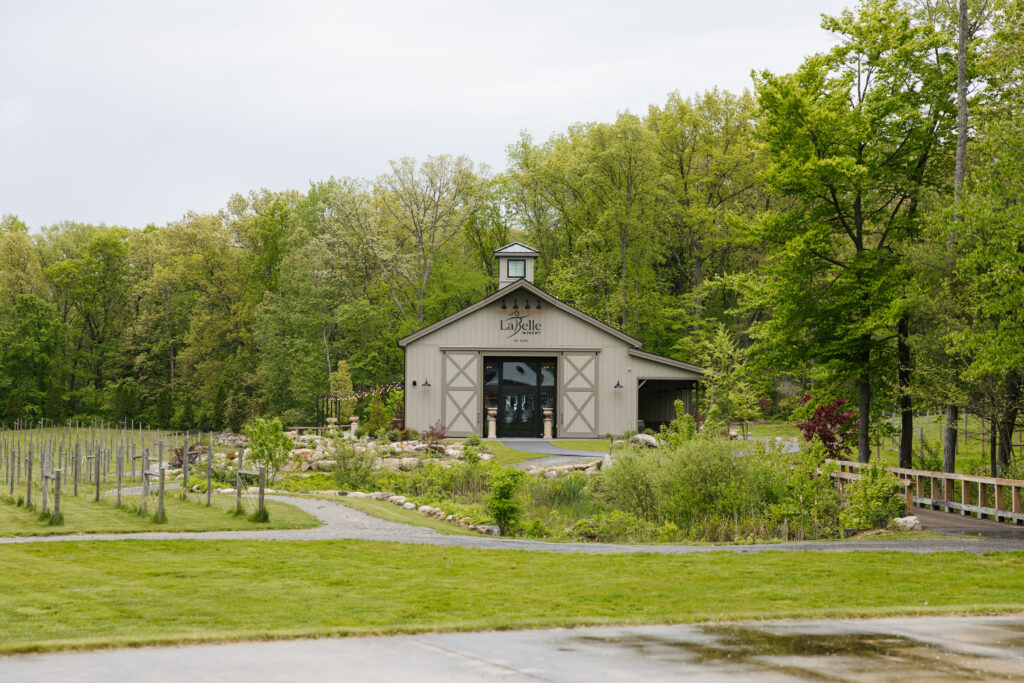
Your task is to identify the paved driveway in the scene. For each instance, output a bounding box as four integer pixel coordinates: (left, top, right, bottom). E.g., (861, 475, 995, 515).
(3, 615, 1023, 681)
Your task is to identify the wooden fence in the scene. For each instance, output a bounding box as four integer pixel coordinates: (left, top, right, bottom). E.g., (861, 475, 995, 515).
(827, 459, 1024, 524)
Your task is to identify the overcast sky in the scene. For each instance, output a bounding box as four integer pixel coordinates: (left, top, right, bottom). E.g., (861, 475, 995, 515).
(0, 0, 851, 229)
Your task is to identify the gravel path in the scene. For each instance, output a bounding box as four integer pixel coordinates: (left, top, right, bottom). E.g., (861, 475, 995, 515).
(4, 495, 1024, 554)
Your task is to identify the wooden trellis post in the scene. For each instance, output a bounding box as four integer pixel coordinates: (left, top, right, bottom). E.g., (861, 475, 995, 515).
(206, 434, 213, 507)
(156, 467, 166, 523)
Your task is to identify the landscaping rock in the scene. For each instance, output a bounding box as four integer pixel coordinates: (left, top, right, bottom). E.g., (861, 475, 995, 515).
(388, 495, 408, 505)
(291, 448, 314, 459)
(369, 491, 391, 501)
(602, 453, 615, 469)
(399, 457, 419, 471)
(458, 517, 472, 527)
(417, 505, 433, 514)
(891, 515, 921, 531)
(629, 433, 659, 448)
(403, 502, 416, 510)
(482, 525, 500, 535)
(346, 491, 370, 498)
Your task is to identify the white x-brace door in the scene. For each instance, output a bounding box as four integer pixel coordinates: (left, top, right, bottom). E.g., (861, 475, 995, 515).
(561, 353, 597, 438)
(443, 353, 480, 436)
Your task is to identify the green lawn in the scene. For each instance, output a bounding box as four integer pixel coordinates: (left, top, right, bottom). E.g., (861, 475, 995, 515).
(552, 440, 611, 453)
(480, 440, 546, 466)
(744, 422, 802, 439)
(0, 541, 1022, 653)
(333, 496, 479, 536)
(0, 491, 319, 536)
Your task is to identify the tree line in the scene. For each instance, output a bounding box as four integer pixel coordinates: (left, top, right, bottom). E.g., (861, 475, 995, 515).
(1, 0, 1021, 474)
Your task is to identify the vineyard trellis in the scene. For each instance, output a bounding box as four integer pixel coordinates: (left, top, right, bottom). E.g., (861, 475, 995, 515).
(0, 419, 267, 529)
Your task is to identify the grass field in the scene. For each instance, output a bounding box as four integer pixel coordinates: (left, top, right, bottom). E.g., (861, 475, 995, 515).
(480, 440, 546, 466)
(0, 490, 319, 536)
(333, 496, 478, 536)
(0, 540, 1022, 654)
(552, 440, 610, 453)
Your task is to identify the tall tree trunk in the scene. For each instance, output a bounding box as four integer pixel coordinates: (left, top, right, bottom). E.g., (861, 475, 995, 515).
(942, 405, 958, 473)
(954, 0, 969, 210)
(897, 315, 913, 468)
(858, 343, 872, 463)
(990, 416, 998, 476)
(940, 0, 971, 473)
(998, 374, 1021, 473)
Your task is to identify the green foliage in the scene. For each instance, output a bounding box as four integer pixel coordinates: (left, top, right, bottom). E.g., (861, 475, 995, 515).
(596, 440, 840, 540)
(328, 361, 358, 417)
(839, 465, 905, 530)
(465, 433, 482, 447)
(364, 394, 388, 434)
(484, 468, 524, 535)
(332, 440, 378, 491)
(244, 416, 294, 479)
(698, 322, 760, 425)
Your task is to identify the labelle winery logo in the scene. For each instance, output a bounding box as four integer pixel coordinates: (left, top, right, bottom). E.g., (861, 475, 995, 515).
(500, 310, 541, 341)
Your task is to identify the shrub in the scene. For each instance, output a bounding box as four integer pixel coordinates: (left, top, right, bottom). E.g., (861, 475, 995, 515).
(465, 433, 482, 447)
(244, 416, 295, 480)
(333, 440, 378, 491)
(568, 511, 661, 543)
(839, 465, 905, 530)
(408, 428, 420, 440)
(424, 419, 447, 444)
(485, 468, 525, 535)
(354, 426, 367, 438)
(387, 429, 401, 442)
(365, 393, 389, 434)
(795, 395, 857, 459)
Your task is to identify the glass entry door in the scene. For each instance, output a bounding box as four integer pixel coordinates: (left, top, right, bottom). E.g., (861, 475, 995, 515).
(484, 357, 556, 439)
(502, 393, 536, 437)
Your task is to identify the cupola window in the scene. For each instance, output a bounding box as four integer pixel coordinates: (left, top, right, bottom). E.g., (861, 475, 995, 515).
(507, 259, 526, 278)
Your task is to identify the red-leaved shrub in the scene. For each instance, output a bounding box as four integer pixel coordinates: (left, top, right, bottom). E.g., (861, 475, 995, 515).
(795, 394, 857, 460)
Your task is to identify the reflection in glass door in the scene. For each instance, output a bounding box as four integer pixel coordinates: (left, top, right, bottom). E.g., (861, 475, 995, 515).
(502, 393, 536, 437)
(487, 357, 555, 438)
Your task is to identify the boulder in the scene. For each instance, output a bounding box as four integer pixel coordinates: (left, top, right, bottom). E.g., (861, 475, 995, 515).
(479, 453, 493, 462)
(291, 448, 314, 459)
(543, 470, 558, 479)
(413, 443, 429, 452)
(369, 491, 391, 501)
(399, 457, 419, 471)
(388, 495, 408, 505)
(403, 502, 416, 510)
(482, 525, 500, 535)
(346, 491, 370, 499)
(629, 433, 659, 448)
(458, 517, 472, 528)
(417, 505, 433, 514)
(891, 515, 921, 531)
(445, 447, 463, 458)
(602, 453, 615, 469)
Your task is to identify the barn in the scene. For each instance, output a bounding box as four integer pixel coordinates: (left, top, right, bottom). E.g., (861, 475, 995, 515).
(398, 243, 704, 438)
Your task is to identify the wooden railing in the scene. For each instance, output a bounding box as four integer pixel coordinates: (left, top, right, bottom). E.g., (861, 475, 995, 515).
(825, 459, 1024, 524)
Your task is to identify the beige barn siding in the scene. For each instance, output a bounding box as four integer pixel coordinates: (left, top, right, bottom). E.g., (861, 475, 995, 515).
(404, 294, 702, 437)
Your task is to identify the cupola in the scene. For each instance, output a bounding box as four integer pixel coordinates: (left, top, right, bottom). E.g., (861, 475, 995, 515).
(493, 242, 539, 288)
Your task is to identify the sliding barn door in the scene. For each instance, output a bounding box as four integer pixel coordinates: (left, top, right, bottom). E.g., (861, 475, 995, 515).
(443, 352, 480, 436)
(561, 352, 597, 438)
